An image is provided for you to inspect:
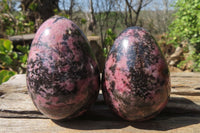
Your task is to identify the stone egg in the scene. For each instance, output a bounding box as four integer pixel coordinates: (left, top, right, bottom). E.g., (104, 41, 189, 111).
(26, 15, 100, 120)
(102, 27, 171, 121)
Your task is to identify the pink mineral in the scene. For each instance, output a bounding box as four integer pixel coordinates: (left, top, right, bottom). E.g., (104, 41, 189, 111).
(103, 27, 171, 121)
(26, 16, 100, 120)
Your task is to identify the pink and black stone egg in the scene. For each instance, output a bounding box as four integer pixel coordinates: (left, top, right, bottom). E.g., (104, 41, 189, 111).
(26, 15, 100, 120)
(103, 27, 171, 121)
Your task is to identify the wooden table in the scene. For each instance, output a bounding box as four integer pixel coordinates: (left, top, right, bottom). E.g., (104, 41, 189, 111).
(0, 72, 200, 133)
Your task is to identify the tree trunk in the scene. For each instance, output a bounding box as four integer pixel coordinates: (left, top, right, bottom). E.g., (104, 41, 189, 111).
(69, 0, 75, 19)
(21, 0, 59, 21)
(88, 0, 96, 32)
(125, 0, 152, 27)
(162, 0, 169, 32)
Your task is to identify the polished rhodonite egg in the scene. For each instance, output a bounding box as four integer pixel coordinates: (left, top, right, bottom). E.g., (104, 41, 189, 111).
(26, 15, 100, 120)
(103, 27, 170, 121)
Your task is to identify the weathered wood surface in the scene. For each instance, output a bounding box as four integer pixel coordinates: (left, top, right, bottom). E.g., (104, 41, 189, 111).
(8, 34, 101, 47)
(8, 34, 101, 43)
(0, 72, 200, 133)
(8, 34, 35, 42)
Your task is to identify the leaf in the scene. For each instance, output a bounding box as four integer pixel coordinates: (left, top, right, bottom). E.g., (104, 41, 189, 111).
(12, 52, 18, 59)
(16, 45, 29, 54)
(0, 55, 13, 66)
(81, 18, 87, 24)
(107, 28, 112, 35)
(0, 39, 6, 54)
(53, 9, 58, 13)
(0, 70, 16, 85)
(20, 54, 28, 64)
(3, 39, 13, 52)
(6, 28, 15, 36)
(29, 3, 38, 11)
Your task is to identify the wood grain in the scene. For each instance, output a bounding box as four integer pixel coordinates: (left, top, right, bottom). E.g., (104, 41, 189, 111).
(0, 72, 200, 133)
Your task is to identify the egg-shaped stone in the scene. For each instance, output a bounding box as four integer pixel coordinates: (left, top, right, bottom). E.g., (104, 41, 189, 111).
(26, 16, 100, 120)
(103, 27, 171, 121)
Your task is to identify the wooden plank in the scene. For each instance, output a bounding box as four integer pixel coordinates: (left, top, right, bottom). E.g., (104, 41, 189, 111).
(171, 72, 200, 96)
(8, 34, 35, 42)
(0, 72, 200, 132)
(8, 34, 101, 43)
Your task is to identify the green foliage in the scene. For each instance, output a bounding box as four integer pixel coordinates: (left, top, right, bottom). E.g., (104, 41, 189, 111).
(0, 70, 16, 85)
(0, 39, 14, 67)
(0, 0, 32, 83)
(192, 53, 200, 71)
(169, 0, 200, 71)
(0, 0, 35, 35)
(169, 0, 200, 46)
(177, 53, 193, 69)
(81, 18, 87, 24)
(0, 39, 16, 84)
(103, 28, 116, 57)
(16, 45, 29, 68)
(29, 2, 38, 11)
(53, 9, 70, 19)
(0, 39, 29, 84)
